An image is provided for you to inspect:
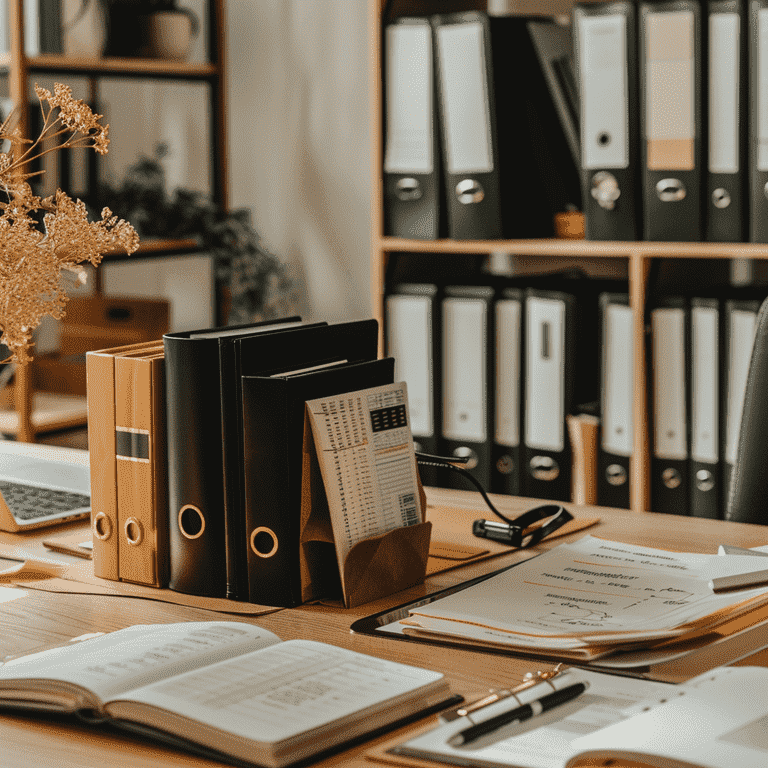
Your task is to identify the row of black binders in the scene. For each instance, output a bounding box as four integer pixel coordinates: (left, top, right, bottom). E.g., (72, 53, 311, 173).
(649, 287, 768, 519)
(383, 12, 581, 241)
(163, 318, 395, 607)
(384, 271, 631, 507)
(576, 0, 768, 243)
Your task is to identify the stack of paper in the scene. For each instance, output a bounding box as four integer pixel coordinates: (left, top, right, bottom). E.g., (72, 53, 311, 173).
(399, 536, 768, 661)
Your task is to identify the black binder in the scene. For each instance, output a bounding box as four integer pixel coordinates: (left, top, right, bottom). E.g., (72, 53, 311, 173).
(598, 293, 633, 509)
(383, 17, 442, 239)
(574, 1, 642, 241)
(639, 0, 704, 241)
(384, 283, 442, 486)
(491, 285, 524, 497)
(705, 0, 748, 242)
(650, 296, 690, 515)
(219, 320, 328, 601)
(163, 317, 301, 598)
(431, 12, 580, 240)
(749, 0, 768, 242)
(689, 296, 721, 518)
(439, 284, 494, 491)
(241, 357, 395, 608)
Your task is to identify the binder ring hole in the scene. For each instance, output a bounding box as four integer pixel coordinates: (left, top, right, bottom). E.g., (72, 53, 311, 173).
(606, 464, 628, 487)
(395, 177, 422, 201)
(455, 179, 484, 204)
(597, 132, 611, 146)
(250, 527, 278, 558)
(178, 505, 205, 540)
(124, 518, 143, 546)
(92, 512, 112, 541)
(452, 447, 478, 470)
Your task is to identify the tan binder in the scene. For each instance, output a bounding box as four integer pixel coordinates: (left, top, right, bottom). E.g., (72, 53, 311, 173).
(86, 341, 163, 581)
(114, 350, 168, 587)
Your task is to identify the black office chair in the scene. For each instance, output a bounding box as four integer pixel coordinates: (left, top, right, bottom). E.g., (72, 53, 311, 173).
(726, 295, 768, 524)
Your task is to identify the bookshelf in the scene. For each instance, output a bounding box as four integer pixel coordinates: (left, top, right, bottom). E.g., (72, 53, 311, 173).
(1, 0, 228, 442)
(368, 0, 768, 514)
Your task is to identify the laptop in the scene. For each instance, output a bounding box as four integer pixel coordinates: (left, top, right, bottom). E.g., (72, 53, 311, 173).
(0, 442, 90, 532)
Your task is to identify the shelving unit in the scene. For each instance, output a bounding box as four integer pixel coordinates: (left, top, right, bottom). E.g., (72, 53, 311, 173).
(2, 0, 228, 442)
(368, 0, 768, 513)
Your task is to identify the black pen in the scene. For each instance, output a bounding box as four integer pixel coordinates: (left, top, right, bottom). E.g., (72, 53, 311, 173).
(447, 682, 589, 747)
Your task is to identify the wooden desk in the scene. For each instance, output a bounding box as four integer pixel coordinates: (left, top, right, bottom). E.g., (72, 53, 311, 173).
(3, 455, 768, 767)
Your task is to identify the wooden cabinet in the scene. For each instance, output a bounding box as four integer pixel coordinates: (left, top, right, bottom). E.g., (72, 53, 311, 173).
(367, 0, 768, 513)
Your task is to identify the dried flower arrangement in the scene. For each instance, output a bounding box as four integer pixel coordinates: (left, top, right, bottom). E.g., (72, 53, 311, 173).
(0, 83, 139, 365)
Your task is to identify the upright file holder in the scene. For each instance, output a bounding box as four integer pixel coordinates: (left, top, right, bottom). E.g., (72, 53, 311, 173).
(299, 412, 431, 609)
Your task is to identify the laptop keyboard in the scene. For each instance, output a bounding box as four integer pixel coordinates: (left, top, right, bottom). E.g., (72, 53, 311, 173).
(0, 480, 90, 521)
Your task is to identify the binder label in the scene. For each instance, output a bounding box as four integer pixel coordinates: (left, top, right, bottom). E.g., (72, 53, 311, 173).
(436, 22, 493, 174)
(691, 306, 718, 464)
(759, 10, 768, 171)
(645, 11, 695, 171)
(495, 298, 521, 448)
(525, 297, 564, 452)
(443, 298, 487, 442)
(384, 24, 433, 174)
(386, 295, 433, 438)
(579, 14, 629, 170)
(652, 307, 687, 460)
(708, 13, 740, 174)
(602, 303, 633, 457)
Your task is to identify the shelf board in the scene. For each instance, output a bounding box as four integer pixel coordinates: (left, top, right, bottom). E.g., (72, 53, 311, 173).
(102, 237, 201, 261)
(378, 237, 768, 259)
(12, 55, 217, 79)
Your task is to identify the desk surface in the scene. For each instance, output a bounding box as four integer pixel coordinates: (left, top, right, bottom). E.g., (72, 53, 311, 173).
(2, 448, 768, 767)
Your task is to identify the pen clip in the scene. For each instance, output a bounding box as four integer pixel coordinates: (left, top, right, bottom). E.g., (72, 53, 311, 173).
(440, 664, 565, 722)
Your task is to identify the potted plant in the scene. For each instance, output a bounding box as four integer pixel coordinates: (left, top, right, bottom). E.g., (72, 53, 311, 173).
(95, 146, 295, 325)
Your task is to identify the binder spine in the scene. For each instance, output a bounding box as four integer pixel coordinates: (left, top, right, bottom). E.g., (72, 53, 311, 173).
(492, 286, 523, 496)
(749, 0, 768, 242)
(383, 17, 441, 240)
(689, 297, 721, 518)
(384, 283, 442, 487)
(706, 0, 748, 242)
(432, 12, 503, 240)
(574, 1, 642, 241)
(522, 288, 575, 503)
(86, 352, 119, 581)
(598, 293, 633, 509)
(114, 354, 168, 587)
(164, 335, 228, 597)
(650, 296, 690, 515)
(440, 285, 495, 491)
(640, 0, 704, 241)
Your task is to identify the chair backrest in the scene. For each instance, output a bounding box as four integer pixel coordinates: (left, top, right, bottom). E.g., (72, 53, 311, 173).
(726, 295, 768, 524)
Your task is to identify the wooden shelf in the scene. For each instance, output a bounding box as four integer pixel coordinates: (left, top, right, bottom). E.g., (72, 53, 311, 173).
(20, 54, 217, 79)
(102, 237, 202, 262)
(379, 237, 768, 259)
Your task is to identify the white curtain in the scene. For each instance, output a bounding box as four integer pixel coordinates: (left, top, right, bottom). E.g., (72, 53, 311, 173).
(227, 0, 372, 323)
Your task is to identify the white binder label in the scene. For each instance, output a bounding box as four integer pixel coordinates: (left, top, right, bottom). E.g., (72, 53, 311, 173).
(579, 13, 629, 170)
(646, 11, 695, 170)
(652, 308, 687, 461)
(443, 297, 487, 442)
(758, 9, 768, 171)
(495, 298, 521, 448)
(436, 22, 493, 174)
(525, 297, 564, 453)
(384, 24, 433, 174)
(602, 303, 633, 457)
(386, 295, 433, 438)
(709, 13, 740, 174)
(691, 306, 718, 464)
(726, 309, 758, 466)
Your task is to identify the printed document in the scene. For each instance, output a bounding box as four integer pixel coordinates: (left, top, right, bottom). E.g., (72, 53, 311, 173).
(306, 382, 422, 581)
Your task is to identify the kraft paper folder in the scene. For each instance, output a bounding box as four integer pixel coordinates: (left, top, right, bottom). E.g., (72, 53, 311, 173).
(299, 410, 432, 609)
